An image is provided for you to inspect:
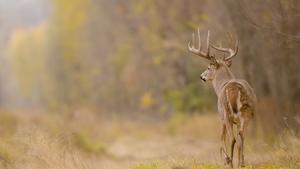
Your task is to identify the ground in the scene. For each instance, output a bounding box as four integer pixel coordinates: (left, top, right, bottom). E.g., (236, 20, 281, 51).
(0, 109, 298, 169)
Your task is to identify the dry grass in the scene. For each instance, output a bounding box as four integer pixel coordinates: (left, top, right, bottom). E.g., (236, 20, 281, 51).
(0, 110, 298, 169)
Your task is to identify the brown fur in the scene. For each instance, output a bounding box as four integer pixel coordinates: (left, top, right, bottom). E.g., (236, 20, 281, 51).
(221, 80, 256, 124)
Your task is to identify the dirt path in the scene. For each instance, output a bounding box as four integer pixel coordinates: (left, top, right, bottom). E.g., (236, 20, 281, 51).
(94, 135, 220, 169)
(97, 135, 277, 169)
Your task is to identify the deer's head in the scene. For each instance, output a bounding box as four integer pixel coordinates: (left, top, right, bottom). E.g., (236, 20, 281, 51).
(188, 29, 238, 82)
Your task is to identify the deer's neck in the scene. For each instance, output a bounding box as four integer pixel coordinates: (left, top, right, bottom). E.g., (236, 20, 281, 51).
(212, 65, 235, 97)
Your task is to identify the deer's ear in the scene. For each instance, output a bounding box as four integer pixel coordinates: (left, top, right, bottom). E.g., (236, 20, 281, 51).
(226, 60, 232, 67)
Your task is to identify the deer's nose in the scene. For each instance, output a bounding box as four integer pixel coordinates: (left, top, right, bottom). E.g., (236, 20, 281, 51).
(200, 76, 206, 82)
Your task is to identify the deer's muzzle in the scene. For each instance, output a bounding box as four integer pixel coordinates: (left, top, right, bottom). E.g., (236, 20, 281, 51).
(200, 76, 206, 82)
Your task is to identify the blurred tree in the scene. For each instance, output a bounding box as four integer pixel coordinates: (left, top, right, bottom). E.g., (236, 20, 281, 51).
(47, 0, 92, 109)
(8, 23, 50, 107)
(223, 0, 300, 133)
(4, 0, 299, 134)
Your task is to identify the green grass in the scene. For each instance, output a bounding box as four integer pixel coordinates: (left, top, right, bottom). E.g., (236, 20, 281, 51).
(133, 161, 168, 169)
(132, 162, 289, 169)
(72, 130, 106, 154)
(133, 161, 220, 169)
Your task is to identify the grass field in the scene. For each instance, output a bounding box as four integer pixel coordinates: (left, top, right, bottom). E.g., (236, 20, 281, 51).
(0, 109, 299, 169)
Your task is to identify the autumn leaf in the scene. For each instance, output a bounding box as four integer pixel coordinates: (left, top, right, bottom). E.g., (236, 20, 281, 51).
(140, 92, 155, 109)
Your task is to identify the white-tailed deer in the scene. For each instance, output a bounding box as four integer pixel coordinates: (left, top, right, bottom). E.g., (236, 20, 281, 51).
(188, 28, 257, 168)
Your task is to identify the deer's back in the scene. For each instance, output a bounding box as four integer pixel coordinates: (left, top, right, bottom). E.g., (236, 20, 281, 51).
(218, 80, 256, 122)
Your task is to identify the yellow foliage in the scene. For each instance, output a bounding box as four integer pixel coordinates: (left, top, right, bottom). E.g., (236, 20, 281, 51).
(140, 92, 155, 109)
(7, 22, 50, 97)
(153, 55, 163, 65)
(113, 43, 131, 74)
(52, 0, 91, 67)
(133, 0, 156, 15)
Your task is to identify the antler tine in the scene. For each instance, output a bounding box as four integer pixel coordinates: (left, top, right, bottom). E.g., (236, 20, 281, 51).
(207, 30, 211, 58)
(188, 28, 211, 60)
(210, 37, 239, 61)
(198, 28, 201, 51)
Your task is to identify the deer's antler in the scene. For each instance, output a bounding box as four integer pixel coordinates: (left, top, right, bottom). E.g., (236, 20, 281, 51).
(188, 28, 213, 60)
(210, 38, 239, 61)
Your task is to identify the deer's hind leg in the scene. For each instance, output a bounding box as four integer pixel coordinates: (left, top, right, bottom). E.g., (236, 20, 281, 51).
(220, 123, 231, 166)
(226, 122, 235, 168)
(230, 136, 236, 167)
(220, 124, 228, 160)
(237, 119, 249, 167)
(220, 122, 235, 168)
